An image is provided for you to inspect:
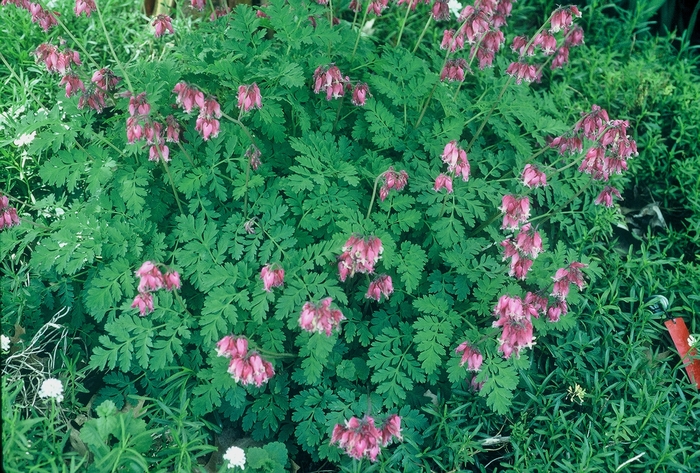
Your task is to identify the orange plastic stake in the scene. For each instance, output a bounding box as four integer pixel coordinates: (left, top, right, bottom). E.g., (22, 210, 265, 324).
(664, 317, 700, 389)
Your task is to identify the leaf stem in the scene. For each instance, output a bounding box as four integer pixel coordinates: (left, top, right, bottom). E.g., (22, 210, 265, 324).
(95, 0, 134, 92)
(412, 14, 431, 54)
(365, 172, 386, 220)
(351, 7, 370, 60)
(160, 159, 184, 215)
(395, 4, 412, 47)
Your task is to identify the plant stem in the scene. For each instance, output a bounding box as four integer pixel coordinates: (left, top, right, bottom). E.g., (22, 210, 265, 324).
(160, 159, 184, 215)
(95, 0, 134, 92)
(351, 7, 370, 60)
(365, 172, 386, 220)
(395, 4, 412, 47)
(412, 14, 432, 53)
(414, 47, 451, 128)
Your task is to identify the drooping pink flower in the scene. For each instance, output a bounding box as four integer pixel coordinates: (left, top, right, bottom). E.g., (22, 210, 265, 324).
(74, 0, 95, 16)
(0, 194, 20, 231)
(28, 3, 58, 31)
(216, 335, 248, 358)
(366, 274, 393, 301)
(595, 186, 622, 208)
(550, 46, 570, 69)
(299, 297, 345, 336)
(172, 82, 205, 114)
(440, 58, 469, 82)
(338, 235, 383, 281)
(441, 30, 465, 52)
(59, 73, 85, 98)
(78, 90, 106, 113)
(514, 223, 542, 258)
(366, 0, 389, 16)
(331, 415, 400, 462)
(441, 140, 463, 167)
(547, 299, 568, 322)
(91, 68, 121, 92)
(431, 0, 450, 20)
(511, 35, 535, 56)
(500, 195, 530, 230)
(210, 6, 229, 20)
(578, 145, 607, 180)
(246, 145, 262, 170)
(34, 44, 80, 74)
(521, 164, 547, 188)
(455, 341, 483, 371)
(524, 291, 548, 318)
(153, 14, 174, 38)
(260, 264, 284, 292)
(191, 0, 205, 10)
(434, 174, 453, 193)
(131, 292, 154, 316)
(549, 5, 581, 33)
(532, 31, 557, 55)
(470, 374, 485, 391)
(575, 105, 609, 140)
(551, 262, 587, 300)
(379, 166, 408, 201)
(165, 115, 180, 143)
(565, 25, 585, 47)
(164, 271, 181, 290)
(492, 295, 535, 359)
(313, 65, 349, 100)
(227, 351, 275, 387)
(127, 92, 150, 117)
(237, 83, 262, 112)
(508, 253, 534, 280)
(351, 83, 370, 106)
(135, 261, 165, 292)
(196, 97, 222, 141)
(549, 134, 582, 155)
(149, 142, 170, 162)
(505, 61, 542, 84)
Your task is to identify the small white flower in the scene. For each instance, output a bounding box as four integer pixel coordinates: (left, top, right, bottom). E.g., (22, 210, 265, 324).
(448, 0, 463, 18)
(38, 378, 64, 403)
(689, 335, 698, 347)
(223, 445, 246, 470)
(1, 334, 9, 352)
(13, 131, 36, 147)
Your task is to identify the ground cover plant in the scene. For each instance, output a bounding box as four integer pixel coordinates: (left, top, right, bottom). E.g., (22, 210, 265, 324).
(2, 0, 700, 471)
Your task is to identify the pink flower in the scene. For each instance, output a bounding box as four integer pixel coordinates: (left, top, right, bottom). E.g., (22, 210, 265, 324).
(153, 14, 174, 38)
(492, 295, 536, 359)
(237, 83, 262, 112)
(440, 59, 469, 82)
(216, 335, 248, 358)
(227, 351, 275, 387)
(78, 90, 106, 113)
(331, 415, 400, 462)
(28, 3, 58, 31)
(578, 145, 607, 180)
(191, 0, 205, 10)
(246, 145, 262, 170)
(128, 92, 151, 117)
(575, 105, 609, 140)
(521, 164, 547, 188)
(196, 97, 222, 141)
(550, 5, 581, 33)
(59, 73, 85, 98)
(514, 223, 542, 258)
(351, 83, 370, 106)
(505, 61, 542, 84)
(508, 253, 534, 280)
(164, 271, 181, 290)
(260, 264, 284, 292)
(565, 25, 585, 47)
(551, 262, 587, 300)
(431, 0, 450, 20)
(379, 167, 408, 201)
(547, 299, 568, 322)
(366, 0, 389, 16)
(595, 186, 622, 208)
(135, 261, 165, 292)
(34, 44, 80, 74)
(149, 143, 170, 162)
(551, 46, 570, 69)
(533, 31, 557, 55)
(441, 30, 465, 52)
(210, 6, 229, 19)
(299, 297, 345, 336)
(549, 135, 582, 155)
(313, 65, 349, 100)
(349, 0, 361, 12)
(165, 115, 180, 143)
(172, 82, 205, 114)
(434, 174, 453, 193)
(0, 194, 20, 230)
(441, 141, 470, 181)
(338, 235, 383, 281)
(366, 274, 393, 301)
(524, 291, 548, 318)
(455, 341, 483, 371)
(74, 0, 95, 16)
(511, 35, 535, 56)
(91, 68, 121, 91)
(131, 292, 154, 316)
(500, 195, 530, 230)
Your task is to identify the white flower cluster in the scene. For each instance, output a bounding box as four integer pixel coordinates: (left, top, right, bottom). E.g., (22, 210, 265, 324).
(1, 334, 9, 352)
(38, 378, 64, 403)
(223, 445, 246, 470)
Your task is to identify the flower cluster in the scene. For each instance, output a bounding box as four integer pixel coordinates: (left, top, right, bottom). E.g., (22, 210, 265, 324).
(521, 163, 547, 188)
(38, 378, 64, 402)
(551, 105, 637, 206)
(237, 83, 262, 113)
(0, 193, 20, 230)
(501, 223, 543, 280)
(338, 235, 383, 281)
(299, 298, 345, 336)
(3, 0, 58, 31)
(552, 262, 587, 301)
(366, 274, 393, 301)
(34, 44, 81, 75)
(379, 166, 408, 201)
(131, 261, 180, 316)
(217, 335, 275, 387)
(500, 194, 530, 230)
(173, 82, 221, 141)
(492, 295, 537, 359)
(455, 341, 483, 371)
(74, 0, 95, 16)
(125, 92, 175, 161)
(312, 65, 370, 104)
(152, 14, 174, 38)
(260, 264, 284, 292)
(440, 58, 469, 82)
(79, 68, 121, 112)
(434, 141, 470, 191)
(507, 6, 583, 83)
(246, 145, 262, 171)
(1, 334, 10, 353)
(330, 415, 402, 462)
(223, 446, 246, 470)
(366, 0, 389, 16)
